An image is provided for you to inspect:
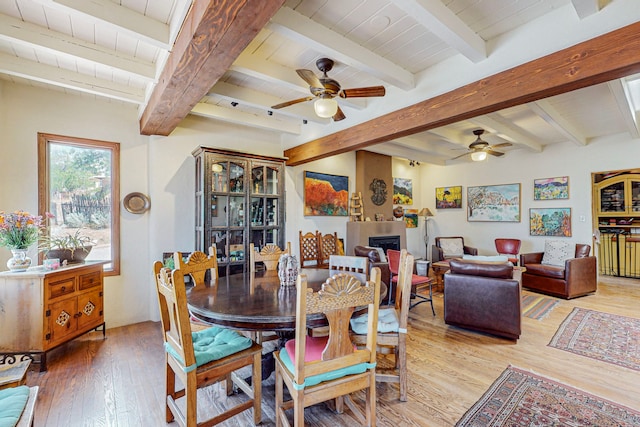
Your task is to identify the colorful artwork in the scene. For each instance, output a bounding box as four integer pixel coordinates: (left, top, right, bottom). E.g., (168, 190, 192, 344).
(436, 186, 462, 209)
(530, 208, 572, 236)
(404, 209, 418, 228)
(534, 176, 569, 200)
(467, 184, 521, 222)
(304, 171, 349, 216)
(393, 178, 413, 205)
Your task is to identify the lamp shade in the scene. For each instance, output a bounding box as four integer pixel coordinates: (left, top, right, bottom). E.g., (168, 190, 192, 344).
(418, 208, 434, 217)
(314, 96, 338, 118)
(471, 151, 487, 161)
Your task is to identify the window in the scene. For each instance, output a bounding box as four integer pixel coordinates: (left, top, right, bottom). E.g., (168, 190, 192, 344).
(38, 133, 120, 275)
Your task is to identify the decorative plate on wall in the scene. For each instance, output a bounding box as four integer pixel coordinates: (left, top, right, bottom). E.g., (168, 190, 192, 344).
(123, 192, 151, 214)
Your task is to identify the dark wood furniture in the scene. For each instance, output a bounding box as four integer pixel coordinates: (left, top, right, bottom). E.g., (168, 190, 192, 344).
(0, 261, 107, 371)
(193, 147, 286, 277)
(187, 269, 387, 332)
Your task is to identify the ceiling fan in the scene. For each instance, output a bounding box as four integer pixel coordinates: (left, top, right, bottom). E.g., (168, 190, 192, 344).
(270, 58, 385, 121)
(451, 129, 512, 161)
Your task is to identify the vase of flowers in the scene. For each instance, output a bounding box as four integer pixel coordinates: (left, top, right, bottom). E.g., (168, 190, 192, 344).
(0, 210, 47, 271)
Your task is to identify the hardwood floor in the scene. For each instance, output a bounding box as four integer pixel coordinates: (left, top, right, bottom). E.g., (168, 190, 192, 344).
(27, 277, 640, 426)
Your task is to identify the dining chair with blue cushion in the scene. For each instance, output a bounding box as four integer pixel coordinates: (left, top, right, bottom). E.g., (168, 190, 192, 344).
(274, 268, 381, 427)
(351, 249, 414, 401)
(154, 257, 263, 427)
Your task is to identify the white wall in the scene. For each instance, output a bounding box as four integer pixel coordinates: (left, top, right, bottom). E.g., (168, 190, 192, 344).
(2, 81, 639, 329)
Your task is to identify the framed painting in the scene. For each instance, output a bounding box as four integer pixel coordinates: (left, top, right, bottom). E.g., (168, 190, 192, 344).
(530, 208, 572, 236)
(393, 178, 413, 204)
(436, 186, 462, 209)
(467, 183, 521, 222)
(534, 176, 569, 200)
(303, 171, 349, 216)
(404, 209, 418, 228)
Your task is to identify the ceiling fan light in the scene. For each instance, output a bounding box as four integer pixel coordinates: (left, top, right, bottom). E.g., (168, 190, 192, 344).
(471, 151, 487, 162)
(314, 96, 338, 118)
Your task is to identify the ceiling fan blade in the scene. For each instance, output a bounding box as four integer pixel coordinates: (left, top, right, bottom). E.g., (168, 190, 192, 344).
(340, 86, 386, 98)
(271, 96, 314, 110)
(450, 152, 471, 160)
(490, 142, 512, 149)
(333, 106, 346, 121)
(296, 69, 323, 89)
(486, 149, 505, 157)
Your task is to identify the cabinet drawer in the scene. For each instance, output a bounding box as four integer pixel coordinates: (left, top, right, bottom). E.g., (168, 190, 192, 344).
(48, 278, 76, 299)
(79, 271, 101, 290)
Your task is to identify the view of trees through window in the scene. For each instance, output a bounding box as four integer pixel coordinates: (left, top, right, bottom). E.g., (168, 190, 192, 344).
(38, 133, 120, 275)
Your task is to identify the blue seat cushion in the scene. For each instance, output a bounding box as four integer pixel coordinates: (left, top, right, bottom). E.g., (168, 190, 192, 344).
(165, 326, 253, 371)
(350, 307, 399, 335)
(279, 336, 370, 389)
(0, 385, 29, 427)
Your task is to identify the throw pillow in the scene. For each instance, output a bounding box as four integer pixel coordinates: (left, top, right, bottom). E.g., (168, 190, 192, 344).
(462, 255, 510, 264)
(439, 238, 464, 258)
(541, 240, 575, 267)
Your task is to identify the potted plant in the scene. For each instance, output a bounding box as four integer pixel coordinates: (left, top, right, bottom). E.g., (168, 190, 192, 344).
(0, 210, 48, 270)
(40, 228, 94, 264)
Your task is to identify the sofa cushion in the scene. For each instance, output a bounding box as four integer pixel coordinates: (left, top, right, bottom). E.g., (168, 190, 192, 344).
(448, 259, 513, 279)
(462, 255, 510, 264)
(0, 385, 29, 427)
(439, 238, 464, 258)
(541, 240, 575, 267)
(365, 246, 387, 263)
(354, 246, 382, 263)
(523, 263, 565, 279)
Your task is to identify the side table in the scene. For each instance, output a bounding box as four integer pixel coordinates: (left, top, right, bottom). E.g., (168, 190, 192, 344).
(431, 260, 450, 292)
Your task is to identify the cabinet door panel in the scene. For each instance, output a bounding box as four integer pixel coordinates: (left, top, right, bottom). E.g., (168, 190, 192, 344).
(47, 298, 78, 347)
(77, 289, 104, 331)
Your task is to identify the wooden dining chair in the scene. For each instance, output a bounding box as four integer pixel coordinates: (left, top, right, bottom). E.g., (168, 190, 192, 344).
(249, 242, 291, 271)
(387, 249, 435, 315)
(173, 247, 219, 331)
(153, 259, 263, 427)
(274, 269, 381, 427)
(317, 231, 339, 268)
(329, 254, 368, 283)
(351, 249, 414, 401)
(299, 230, 320, 267)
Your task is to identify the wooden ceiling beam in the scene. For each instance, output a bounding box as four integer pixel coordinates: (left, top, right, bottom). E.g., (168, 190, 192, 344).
(139, 0, 285, 136)
(284, 21, 640, 166)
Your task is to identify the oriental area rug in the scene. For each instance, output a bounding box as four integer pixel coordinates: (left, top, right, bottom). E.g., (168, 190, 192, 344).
(521, 294, 559, 320)
(456, 366, 640, 426)
(548, 307, 640, 371)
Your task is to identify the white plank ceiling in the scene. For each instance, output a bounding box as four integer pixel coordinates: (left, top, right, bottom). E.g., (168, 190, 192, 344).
(1, 0, 640, 164)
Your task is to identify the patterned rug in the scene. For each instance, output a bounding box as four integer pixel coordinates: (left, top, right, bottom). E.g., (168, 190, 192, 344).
(521, 294, 559, 320)
(549, 307, 640, 371)
(456, 366, 640, 426)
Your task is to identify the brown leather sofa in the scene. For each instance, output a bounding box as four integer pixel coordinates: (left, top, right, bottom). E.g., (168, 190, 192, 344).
(444, 259, 521, 340)
(519, 244, 596, 299)
(353, 245, 392, 302)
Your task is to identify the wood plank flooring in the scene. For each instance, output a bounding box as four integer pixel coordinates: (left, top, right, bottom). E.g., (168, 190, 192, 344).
(26, 276, 640, 426)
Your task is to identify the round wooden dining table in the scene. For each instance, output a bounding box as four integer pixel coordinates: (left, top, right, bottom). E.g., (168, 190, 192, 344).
(187, 268, 386, 332)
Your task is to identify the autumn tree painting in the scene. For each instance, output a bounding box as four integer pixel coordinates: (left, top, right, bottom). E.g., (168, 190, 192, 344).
(304, 171, 349, 216)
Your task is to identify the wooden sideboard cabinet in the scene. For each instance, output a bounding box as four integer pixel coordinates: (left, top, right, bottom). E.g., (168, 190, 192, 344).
(0, 261, 107, 371)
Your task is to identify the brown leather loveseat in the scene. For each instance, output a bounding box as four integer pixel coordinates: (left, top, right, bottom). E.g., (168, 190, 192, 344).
(519, 243, 596, 299)
(444, 259, 521, 340)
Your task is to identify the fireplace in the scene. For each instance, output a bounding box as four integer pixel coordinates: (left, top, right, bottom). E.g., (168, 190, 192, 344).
(369, 235, 400, 253)
(346, 221, 407, 255)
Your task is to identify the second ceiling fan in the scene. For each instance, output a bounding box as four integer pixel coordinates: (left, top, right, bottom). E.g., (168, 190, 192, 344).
(271, 58, 385, 121)
(451, 129, 512, 161)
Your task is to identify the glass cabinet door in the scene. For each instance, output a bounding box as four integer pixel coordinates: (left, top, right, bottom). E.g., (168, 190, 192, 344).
(250, 197, 264, 226)
(266, 166, 279, 195)
(229, 196, 244, 227)
(211, 162, 228, 192)
(266, 198, 278, 226)
(631, 181, 640, 212)
(252, 166, 265, 194)
(210, 195, 228, 226)
(600, 181, 625, 212)
(229, 162, 244, 193)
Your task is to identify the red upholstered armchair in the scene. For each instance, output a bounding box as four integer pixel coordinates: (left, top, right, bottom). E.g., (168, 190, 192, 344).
(495, 238, 521, 265)
(432, 236, 478, 262)
(519, 243, 596, 299)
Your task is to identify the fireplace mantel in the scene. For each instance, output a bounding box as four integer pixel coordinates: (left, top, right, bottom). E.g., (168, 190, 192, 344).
(346, 221, 407, 255)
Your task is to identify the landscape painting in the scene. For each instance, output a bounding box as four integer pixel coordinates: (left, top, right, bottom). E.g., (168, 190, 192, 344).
(303, 171, 349, 216)
(404, 208, 418, 228)
(534, 176, 569, 200)
(530, 208, 572, 236)
(393, 178, 413, 204)
(436, 186, 462, 209)
(467, 184, 521, 222)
